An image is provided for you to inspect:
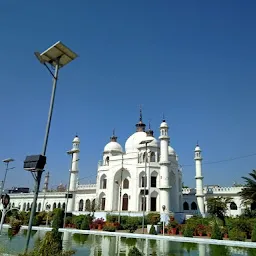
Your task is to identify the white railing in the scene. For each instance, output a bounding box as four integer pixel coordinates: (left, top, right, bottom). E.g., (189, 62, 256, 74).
(182, 186, 244, 195)
(77, 184, 96, 190)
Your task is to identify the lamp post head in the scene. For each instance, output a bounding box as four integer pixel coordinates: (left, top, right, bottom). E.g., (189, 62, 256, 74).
(2, 158, 14, 163)
(35, 41, 78, 68)
(139, 138, 154, 145)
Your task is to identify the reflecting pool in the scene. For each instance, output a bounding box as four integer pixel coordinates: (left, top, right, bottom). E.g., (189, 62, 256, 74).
(0, 229, 255, 256)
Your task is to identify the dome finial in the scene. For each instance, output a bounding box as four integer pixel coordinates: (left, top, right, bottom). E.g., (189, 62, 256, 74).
(162, 113, 165, 122)
(135, 105, 146, 132)
(196, 140, 199, 146)
(146, 119, 154, 137)
(139, 104, 143, 122)
(110, 129, 117, 142)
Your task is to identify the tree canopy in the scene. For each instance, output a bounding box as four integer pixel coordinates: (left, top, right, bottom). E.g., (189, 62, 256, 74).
(238, 170, 256, 203)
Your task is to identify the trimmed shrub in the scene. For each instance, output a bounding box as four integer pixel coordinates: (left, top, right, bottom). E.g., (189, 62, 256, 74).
(211, 221, 222, 240)
(80, 216, 90, 230)
(229, 228, 247, 241)
(149, 225, 157, 235)
(52, 209, 64, 230)
(251, 222, 256, 242)
(183, 224, 193, 237)
(146, 213, 160, 225)
(128, 247, 143, 256)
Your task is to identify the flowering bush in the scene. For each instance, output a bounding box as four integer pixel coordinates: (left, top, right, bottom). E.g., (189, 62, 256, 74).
(92, 218, 105, 225)
(196, 224, 206, 235)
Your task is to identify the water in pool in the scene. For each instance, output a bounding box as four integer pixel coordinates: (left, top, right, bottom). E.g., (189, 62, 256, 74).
(0, 229, 255, 255)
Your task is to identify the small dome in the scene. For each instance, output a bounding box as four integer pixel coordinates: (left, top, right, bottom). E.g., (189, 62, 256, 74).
(73, 136, 80, 143)
(160, 121, 168, 128)
(104, 141, 123, 153)
(168, 146, 176, 155)
(195, 145, 201, 151)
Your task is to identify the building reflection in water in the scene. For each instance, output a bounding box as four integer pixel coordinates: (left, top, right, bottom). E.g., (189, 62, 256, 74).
(69, 232, 249, 256)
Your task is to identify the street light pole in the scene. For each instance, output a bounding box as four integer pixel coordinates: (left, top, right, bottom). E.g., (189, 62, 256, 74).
(142, 142, 148, 234)
(1, 159, 14, 199)
(24, 41, 78, 253)
(139, 138, 153, 234)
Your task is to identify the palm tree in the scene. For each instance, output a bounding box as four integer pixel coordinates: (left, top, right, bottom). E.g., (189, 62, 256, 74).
(238, 170, 256, 203)
(206, 197, 232, 225)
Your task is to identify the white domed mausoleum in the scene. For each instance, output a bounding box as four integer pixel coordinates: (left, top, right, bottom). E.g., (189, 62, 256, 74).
(3, 111, 247, 219)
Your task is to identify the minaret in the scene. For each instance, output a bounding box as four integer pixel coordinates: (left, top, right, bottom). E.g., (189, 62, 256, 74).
(43, 171, 50, 192)
(194, 143, 205, 216)
(159, 119, 171, 212)
(69, 135, 80, 192)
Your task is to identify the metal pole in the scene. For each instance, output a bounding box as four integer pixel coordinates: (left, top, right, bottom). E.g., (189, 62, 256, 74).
(25, 58, 60, 253)
(142, 142, 148, 234)
(63, 153, 73, 228)
(0, 208, 6, 235)
(1, 162, 9, 199)
(118, 154, 123, 224)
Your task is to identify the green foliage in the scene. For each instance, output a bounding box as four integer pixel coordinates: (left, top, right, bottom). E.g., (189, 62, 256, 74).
(146, 213, 160, 225)
(225, 217, 254, 238)
(207, 197, 232, 225)
(128, 246, 143, 256)
(211, 221, 222, 240)
(19, 231, 75, 256)
(251, 222, 256, 242)
(183, 224, 194, 237)
(228, 228, 247, 241)
(106, 214, 142, 230)
(149, 225, 157, 235)
(73, 215, 85, 229)
(241, 209, 256, 218)
(209, 244, 231, 256)
(103, 225, 116, 232)
(80, 215, 90, 230)
(126, 217, 139, 233)
(52, 209, 64, 230)
(238, 170, 256, 202)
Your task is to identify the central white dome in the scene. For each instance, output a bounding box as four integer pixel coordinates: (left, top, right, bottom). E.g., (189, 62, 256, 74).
(125, 132, 147, 153)
(125, 132, 159, 153)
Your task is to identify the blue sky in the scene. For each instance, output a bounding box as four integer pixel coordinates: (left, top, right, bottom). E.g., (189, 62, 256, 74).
(0, 0, 256, 189)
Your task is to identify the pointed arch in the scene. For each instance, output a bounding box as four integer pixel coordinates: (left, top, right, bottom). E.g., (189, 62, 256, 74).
(150, 191, 158, 211)
(57, 202, 61, 208)
(53, 202, 57, 210)
(23, 203, 26, 211)
(143, 152, 146, 162)
(230, 202, 237, 210)
(26, 203, 30, 211)
(139, 171, 147, 188)
(150, 152, 156, 162)
(38, 203, 41, 212)
(151, 170, 158, 188)
(92, 199, 96, 211)
(122, 194, 129, 211)
(191, 202, 197, 210)
(183, 202, 189, 210)
(123, 178, 129, 189)
(105, 156, 109, 166)
(62, 203, 66, 210)
(85, 199, 91, 211)
(79, 199, 84, 211)
(100, 174, 107, 189)
(99, 192, 106, 211)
